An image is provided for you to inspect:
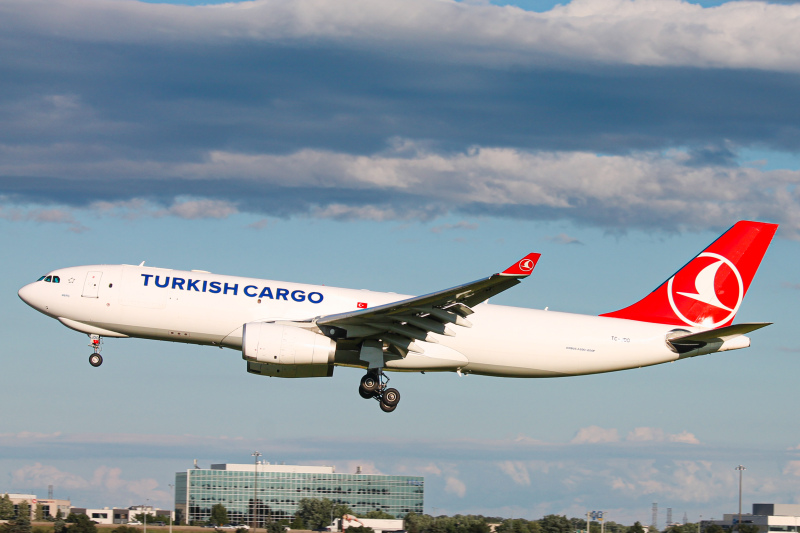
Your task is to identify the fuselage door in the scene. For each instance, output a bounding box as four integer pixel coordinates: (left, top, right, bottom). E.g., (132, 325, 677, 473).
(82, 271, 103, 298)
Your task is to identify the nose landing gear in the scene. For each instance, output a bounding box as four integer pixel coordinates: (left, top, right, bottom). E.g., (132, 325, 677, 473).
(88, 334, 103, 367)
(358, 370, 401, 412)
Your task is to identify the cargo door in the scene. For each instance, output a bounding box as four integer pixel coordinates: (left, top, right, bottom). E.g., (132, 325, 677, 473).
(82, 271, 103, 298)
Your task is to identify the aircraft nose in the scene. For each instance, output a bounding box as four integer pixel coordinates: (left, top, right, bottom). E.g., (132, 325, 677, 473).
(18, 282, 40, 309)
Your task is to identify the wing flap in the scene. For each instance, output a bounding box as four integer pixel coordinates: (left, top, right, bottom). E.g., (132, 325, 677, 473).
(315, 253, 541, 351)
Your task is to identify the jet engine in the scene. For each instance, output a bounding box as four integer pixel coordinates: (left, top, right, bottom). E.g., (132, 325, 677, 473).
(242, 322, 335, 366)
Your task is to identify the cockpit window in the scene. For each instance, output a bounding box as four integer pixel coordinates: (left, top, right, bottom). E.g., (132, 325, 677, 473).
(44, 276, 52, 282)
(37, 276, 46, 281)
(53, 276, 60, 283)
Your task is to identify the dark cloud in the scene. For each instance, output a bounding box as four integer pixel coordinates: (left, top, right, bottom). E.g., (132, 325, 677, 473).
(3, 37, 800, 156)
(2, 0, 800, 235)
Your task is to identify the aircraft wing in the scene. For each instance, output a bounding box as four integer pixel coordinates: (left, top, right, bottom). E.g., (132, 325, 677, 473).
(315, 253, 540, 354)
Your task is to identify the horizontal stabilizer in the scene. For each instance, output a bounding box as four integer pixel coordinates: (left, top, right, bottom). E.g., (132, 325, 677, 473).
(670, 323, 771, 345)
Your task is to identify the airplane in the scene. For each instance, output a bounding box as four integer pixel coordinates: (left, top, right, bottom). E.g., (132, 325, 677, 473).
(18, 220, 777, 413)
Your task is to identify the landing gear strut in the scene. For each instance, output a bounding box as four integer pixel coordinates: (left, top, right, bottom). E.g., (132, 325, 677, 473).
(358, 370, 401, 412)
(88, 334, 103, 367)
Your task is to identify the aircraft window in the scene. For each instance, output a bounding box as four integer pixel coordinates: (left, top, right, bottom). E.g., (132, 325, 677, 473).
(53, 276, 60, 283)
(37, 276, 46, 281)
(44, 276, 52, 282)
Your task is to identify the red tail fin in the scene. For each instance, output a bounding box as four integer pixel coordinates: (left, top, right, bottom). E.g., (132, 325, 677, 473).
(600, 221, 778, 327)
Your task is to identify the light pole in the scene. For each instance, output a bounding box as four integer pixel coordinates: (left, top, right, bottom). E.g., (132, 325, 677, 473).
(252, 452, 262, 533)
(169, 484, 175, 533)
(736, 465, 746, 533)
(144, 500, 149, 533)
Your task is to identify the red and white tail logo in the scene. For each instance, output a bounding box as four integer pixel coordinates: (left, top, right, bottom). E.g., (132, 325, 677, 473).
(500, 253, 541, 277)
(601, 221, 777, 327)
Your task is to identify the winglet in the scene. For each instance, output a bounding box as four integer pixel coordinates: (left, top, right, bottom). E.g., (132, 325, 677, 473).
(500, 253, 541, 277)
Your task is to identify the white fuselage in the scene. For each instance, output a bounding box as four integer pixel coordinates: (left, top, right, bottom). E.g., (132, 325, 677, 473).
(19, 264, 688, 377)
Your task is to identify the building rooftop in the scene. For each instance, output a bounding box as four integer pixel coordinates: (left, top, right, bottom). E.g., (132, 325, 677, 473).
(209, 463, 335, 474)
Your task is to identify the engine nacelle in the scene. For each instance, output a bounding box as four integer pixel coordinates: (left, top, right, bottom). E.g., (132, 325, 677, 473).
(242, 322, 335, 366)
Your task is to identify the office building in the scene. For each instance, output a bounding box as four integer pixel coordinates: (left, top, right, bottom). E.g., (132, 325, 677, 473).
(175, 462, 424, 525)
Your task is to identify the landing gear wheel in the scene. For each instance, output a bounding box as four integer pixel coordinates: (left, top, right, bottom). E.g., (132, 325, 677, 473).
(379, 400, 397, 413)
(359, 386, 375, 399)
(382, 387, 400, 406)
(360, 373, 380, 394)
(89, 353, 103, 367)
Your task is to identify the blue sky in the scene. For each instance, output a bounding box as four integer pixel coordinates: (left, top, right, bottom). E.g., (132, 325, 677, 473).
(2, 0, 800, 526)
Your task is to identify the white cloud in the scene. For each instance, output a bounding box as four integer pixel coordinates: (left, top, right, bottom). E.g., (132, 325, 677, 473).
(445, 476, 467, 498)
(309, 203, 441, 222)
(783, 461, 800, 477)
(431, 221, 479, 233)
(571, 426, 620, 444)
(10, 0, 800, 73)
(545, 233, 583, 245)
(11, 463, 170, 502)
(626, 427, 700, 444)
(498, 461, 531, 486)
(12, 463, 90, 490)
(6, 144, 799, 235)
(162, 199, 238, 220)
(0, 206, 88, 233)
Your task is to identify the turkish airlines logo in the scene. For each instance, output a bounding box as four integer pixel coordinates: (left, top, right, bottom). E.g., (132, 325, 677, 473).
(518, 258, 535, 272)
(667, 252, 743, 328)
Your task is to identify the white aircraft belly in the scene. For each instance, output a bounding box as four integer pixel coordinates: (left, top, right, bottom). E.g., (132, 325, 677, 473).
(436, 306, 679, 377)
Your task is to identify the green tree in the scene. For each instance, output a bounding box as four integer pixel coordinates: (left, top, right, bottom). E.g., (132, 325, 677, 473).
(404, 512, 434, 533)
(6, 512, 33, 533)
(603, 522, 626, 533)
(538, 515, 572, 533)
(69, 514, 97, 533)
(668, 524, 699, 533)
(296, 498, 335, 531)
(497, 519, 538, 533)
(363, 511, 394, 520)
(290, 515, 306, 530)
(35, 505, 44, 521)
(211, 504, 229, 526)
(705, 526, 725, 533)
(54, 517, 66, 533)
(629, 523, 646, 533)
(133, 514, 155, 524)
(0, 495, 14, 520)
(17, 502, 31, 521)
(737, 525, 759, 533)
(265, 522, 285, 533)
(332, 505, 353, 523)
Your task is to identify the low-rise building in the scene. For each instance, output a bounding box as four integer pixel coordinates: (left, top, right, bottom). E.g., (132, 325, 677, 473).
(704, 504, 800, 533)
(4, 494, 71, 520)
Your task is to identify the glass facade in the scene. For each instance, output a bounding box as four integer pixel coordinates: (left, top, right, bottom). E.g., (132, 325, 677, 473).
(175, 464, 423, 525)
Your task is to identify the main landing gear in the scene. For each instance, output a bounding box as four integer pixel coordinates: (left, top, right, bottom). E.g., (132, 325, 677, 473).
(358, 370, 401, 413)
(88, 334, 103, 367)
